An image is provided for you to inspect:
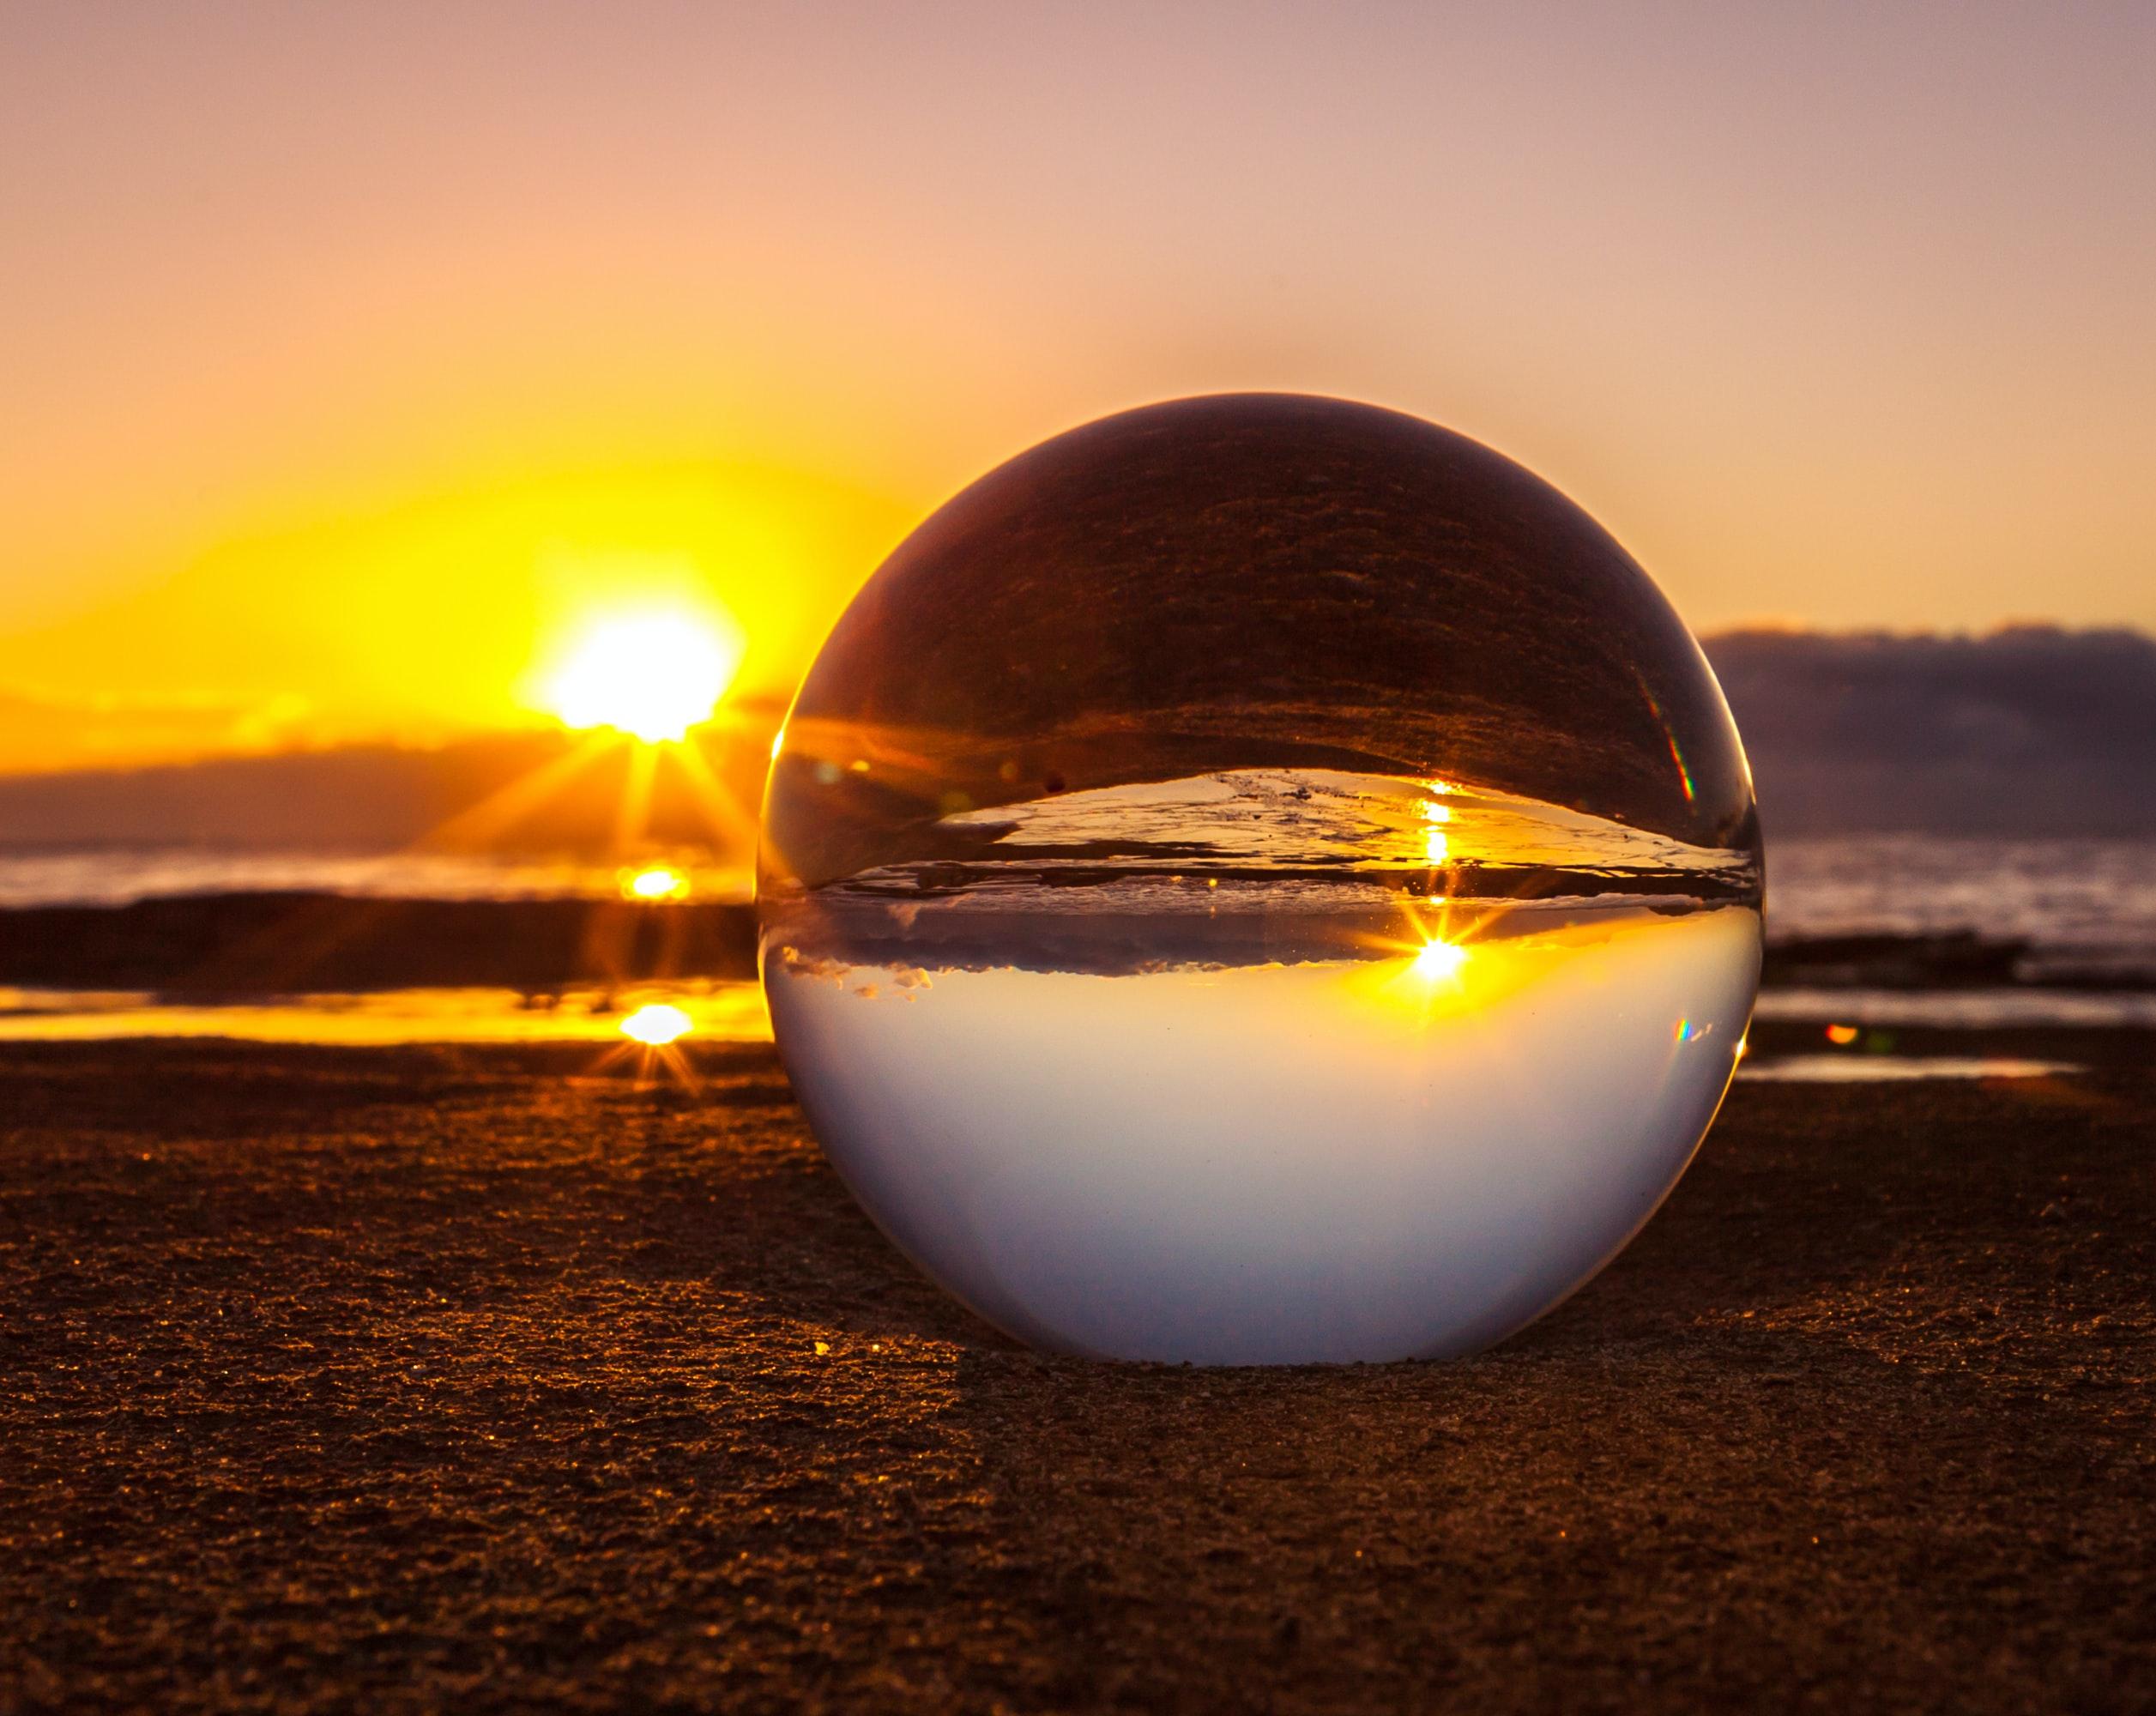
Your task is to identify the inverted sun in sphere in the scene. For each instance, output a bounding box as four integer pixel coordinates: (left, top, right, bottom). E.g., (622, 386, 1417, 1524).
(1411, 940, 1468, 982)
(544, 608, 745, 742)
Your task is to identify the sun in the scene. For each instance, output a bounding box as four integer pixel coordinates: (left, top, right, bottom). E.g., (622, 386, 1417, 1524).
(540, 606, 746, 742)
(620, 1002, 693, 1045)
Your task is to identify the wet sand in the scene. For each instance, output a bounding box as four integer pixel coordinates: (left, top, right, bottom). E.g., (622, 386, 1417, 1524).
(4, 1029, 2153, 1712)
(0, 893, 758, 993)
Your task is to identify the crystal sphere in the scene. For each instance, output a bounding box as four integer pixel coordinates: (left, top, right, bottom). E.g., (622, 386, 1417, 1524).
(760, 394, 1762, 1364)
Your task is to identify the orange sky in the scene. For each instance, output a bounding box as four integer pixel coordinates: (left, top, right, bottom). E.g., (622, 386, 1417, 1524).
(2, 3, 2151, 772)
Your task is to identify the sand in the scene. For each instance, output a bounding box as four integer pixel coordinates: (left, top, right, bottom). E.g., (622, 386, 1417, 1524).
(3, 1027, 2152, 1712)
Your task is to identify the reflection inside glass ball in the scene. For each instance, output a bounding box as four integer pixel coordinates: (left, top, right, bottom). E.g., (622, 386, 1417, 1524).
(760, 394, 1762, 1364)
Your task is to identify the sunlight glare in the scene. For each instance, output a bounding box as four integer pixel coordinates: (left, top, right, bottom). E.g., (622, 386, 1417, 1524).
(541, 606, 746, 742)
(621, 1002, 693, 1045)
(1420, 795, 1452, 866)
(1411, 939, 1468, 982)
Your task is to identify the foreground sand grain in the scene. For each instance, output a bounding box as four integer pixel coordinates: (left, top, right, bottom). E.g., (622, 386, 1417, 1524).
(3, 1031, 2152, 1713)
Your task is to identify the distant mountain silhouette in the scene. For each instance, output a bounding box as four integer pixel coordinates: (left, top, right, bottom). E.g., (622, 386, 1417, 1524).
(0, 630, 2148, 851)
(1706, 625, 2156, 836)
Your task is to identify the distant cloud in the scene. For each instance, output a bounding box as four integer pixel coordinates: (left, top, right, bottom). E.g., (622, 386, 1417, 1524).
(0, 630, 2150, 849)
(1705, 625, 2156, 836)
(0, 684, 318, 775)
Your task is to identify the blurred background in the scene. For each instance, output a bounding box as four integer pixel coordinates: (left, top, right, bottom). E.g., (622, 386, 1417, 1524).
(3, 2, 2152, 1042)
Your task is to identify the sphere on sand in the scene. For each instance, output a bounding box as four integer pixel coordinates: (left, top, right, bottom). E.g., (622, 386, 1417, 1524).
(761, 394, 1762, 1364)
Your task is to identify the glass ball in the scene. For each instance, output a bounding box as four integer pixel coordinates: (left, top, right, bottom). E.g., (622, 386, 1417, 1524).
(761, 394, 1762, 1364)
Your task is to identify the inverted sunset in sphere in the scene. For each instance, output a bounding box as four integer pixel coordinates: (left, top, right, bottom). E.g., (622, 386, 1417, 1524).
(759, 394, 1763, 1365)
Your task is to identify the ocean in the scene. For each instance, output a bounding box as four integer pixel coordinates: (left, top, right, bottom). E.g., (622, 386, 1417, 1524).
(1767, 835, 2156, 983)
(0, 849, 752, 909)
(1756, 834, 2156, 1033)
(2, 834, 2152, 1045)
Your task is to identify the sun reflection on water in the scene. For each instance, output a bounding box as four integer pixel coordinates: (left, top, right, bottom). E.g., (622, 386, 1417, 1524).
(620, 863, 691, 902)
(0, 982, 768, 1046)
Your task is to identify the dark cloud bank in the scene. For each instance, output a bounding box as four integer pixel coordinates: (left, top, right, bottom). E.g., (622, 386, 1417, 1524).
(1707, 625, 2156, 837)
(0, 628, 2148, 849)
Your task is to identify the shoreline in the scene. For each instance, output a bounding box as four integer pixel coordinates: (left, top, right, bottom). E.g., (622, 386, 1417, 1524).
(5, 887, 2149, 994)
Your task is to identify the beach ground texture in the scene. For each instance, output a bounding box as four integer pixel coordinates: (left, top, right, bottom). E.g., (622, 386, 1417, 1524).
(3, 1026, 2152, 1713)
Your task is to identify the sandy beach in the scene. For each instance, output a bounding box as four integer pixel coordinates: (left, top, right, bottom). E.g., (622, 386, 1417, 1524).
(4, 1026, 2151, 1713)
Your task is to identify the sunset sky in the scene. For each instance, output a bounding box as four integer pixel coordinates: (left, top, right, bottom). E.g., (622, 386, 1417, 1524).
(3, 2, 2151, 772)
